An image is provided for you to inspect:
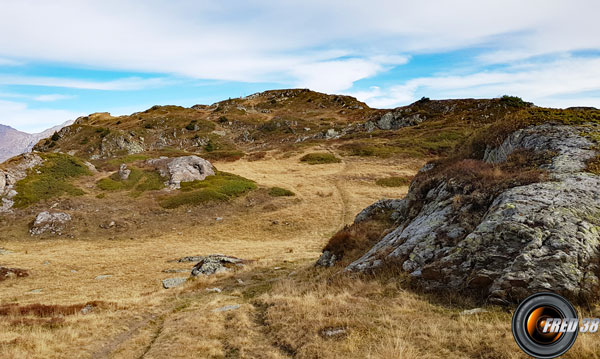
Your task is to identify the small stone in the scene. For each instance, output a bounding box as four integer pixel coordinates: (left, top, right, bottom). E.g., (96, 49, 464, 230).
(162, 277, 187, 289)
(236, 278, 245, 285)
(212, 304, 240, 312)
(215, 217, 223, 222)
(319, 327, 348, 339)
(95, 275, 113, 280)
(460, 308, 488, 316)
(29, 289, 43, 294)
(42, 261, 50, 265)
(206, 287, 222, 293)
(81, 304, 94, 314)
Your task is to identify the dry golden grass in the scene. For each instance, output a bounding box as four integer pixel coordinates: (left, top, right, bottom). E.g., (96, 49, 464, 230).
(2, 148, 597, 358)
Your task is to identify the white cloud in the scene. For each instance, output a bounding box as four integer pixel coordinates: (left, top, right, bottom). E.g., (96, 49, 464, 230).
(0, 100, 82, 133)
(350, 57, 600, 109)
(0, 1, 597, 92)
(33, 94, 75, 102)
(0, 75, 169, 91)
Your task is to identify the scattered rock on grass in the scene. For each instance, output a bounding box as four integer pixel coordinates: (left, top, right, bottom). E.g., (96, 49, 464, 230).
(212, 304, 240, 312)
(162, 277, 187, 289)
(191, 254, 247, 276)
(30, 211, 72, 236)
(460, 308, 488, 316)
(95, 275, 112, 280)
(206, 287, 222, 293)
(0, 267, 28, 281)
(319, 327, 349, 339)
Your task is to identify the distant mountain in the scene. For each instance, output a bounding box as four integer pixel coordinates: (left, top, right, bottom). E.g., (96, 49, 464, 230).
(0, 121, 73, 163)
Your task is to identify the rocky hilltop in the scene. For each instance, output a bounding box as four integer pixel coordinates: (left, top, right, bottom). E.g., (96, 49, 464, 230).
(320, 108, 600, 304)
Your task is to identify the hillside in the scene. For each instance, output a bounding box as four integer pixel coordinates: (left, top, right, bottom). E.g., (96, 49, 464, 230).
(0, 121, 72, 163)
(2, 91, 600, 358)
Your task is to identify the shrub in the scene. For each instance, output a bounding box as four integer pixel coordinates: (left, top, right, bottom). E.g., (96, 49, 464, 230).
(499, 95, 530, 108)
(185, 120, 197, 131)
(13, 153, 91, 207)
(323, 215, 393, 264)
(300, 152, 341, 164)
(269, 187, 295, 197)
(376, 176, 413, 187)
(51, 132, 60, 141)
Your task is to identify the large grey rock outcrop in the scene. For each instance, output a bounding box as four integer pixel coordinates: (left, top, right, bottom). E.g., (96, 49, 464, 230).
(30, 211, 72, 236)
(346, 123, 600, 303)
(148, 155, 215, 189)
(367, 109, 425, 131)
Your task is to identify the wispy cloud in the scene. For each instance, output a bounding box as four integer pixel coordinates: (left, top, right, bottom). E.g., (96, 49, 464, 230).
(33, 94, 75, 102)
(0, 75, 169, 91)
(0, 1, 596, 93)
(350, 56, 600, 108)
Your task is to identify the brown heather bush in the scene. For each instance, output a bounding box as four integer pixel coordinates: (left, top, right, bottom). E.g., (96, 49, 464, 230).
(324, 215, 394, 264)
(0, 301, 107, 317)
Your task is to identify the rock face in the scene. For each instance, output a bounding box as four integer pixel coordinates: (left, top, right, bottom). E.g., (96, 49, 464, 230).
(191, 254, 245, 276)
(0, 153, 44, 212)
(366, 109, 425, 131)
(346, 123, 600, 303)
(30, 211, 72, 236)
(148, 156, 215, 189)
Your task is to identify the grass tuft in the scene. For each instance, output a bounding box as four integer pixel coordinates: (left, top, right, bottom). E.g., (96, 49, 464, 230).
(300, 152, 341, 164)
(375, 176, 413, 187)
(268, 187, 295, 197)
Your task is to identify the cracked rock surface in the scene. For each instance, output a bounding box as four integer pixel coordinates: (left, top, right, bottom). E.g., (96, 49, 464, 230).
(346, 124, 600, 303)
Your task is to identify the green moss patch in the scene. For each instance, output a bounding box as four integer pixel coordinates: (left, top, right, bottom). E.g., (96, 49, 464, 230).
(299, 152, 341, 164)
(97, 167, 165, 196)
(268, 187, 295, 197)
(160, 171, 256, 208)
(375, 176, 413, 187)
(13, 153, 91, 208)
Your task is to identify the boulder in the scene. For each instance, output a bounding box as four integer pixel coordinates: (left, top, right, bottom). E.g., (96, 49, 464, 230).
(148, 156, 215, 189)
(346, 124, 600, 303)
(191, 254, 246, 276)
(162, 277, 187, 289)
(118, 164, 131, 180)
(30, 211, 72, 236)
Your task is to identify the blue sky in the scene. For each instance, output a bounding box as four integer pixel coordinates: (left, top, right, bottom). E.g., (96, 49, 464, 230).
(1, 0, 599, 132)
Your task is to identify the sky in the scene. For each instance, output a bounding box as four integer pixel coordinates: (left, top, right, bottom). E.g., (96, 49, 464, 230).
(1, 1, 600, 133)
